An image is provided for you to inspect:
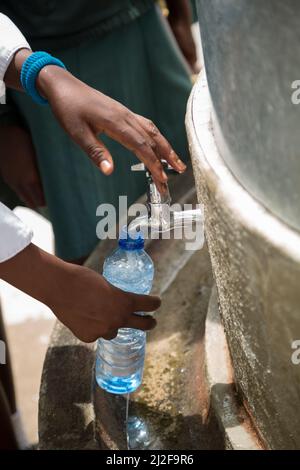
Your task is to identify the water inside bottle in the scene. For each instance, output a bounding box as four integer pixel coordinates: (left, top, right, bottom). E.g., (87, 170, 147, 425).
(95, 232, 154, 395)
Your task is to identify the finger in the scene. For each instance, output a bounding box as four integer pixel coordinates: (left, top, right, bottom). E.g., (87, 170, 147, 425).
(121, 118, 170, 193)
(130, 293, 161, 313)
(73, 126, 114, 175)
(102, 329, 119, 340)
(132, 139, 169, 193)
(125, 314, 157, 331)
(133, 114, 186, 173)
(105, 122, 168, 185)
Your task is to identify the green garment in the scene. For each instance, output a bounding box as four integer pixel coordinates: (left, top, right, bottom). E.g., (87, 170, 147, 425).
(1, 4, 192, 260)
(0, 0, 155, 50)
(190, 0, 198, 23)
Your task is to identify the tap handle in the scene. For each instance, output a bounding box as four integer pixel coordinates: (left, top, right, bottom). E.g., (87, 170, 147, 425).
(131, 160, 175, 173)
(131, 163, 146, 172)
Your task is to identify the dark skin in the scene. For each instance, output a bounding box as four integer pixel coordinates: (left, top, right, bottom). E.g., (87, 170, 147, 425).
(0, 44, 187, 248)
(0, 124, 45, 209)
(0, 47, 176, 342)
(0, 20, 191, 448)
(0, 3, 195, 210)
(4, 49, 186, 196)
(167, 0, 198, 74)
(0, 242, 160, 449)
(0, 243, 160, 343)
(0, 13, 192, 337)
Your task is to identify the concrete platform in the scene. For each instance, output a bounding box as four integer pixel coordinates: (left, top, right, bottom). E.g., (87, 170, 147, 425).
(38, 169, 222, 450)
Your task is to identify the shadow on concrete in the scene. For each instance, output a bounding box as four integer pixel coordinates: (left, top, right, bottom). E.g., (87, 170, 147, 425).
(39, 344, 97, 449)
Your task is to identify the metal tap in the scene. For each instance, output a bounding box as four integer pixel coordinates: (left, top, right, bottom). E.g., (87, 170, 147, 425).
(128, 160, 203, 238)
(131, 160, 174, 209)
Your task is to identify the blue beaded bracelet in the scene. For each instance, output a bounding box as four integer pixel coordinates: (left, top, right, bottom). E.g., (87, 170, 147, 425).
(20, 51, 66, 105)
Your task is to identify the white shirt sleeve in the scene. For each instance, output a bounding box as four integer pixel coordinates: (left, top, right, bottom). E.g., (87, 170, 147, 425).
(0, 15, 33, 261)
(0, 203, 33, 263)
(0, 13, 31, 103)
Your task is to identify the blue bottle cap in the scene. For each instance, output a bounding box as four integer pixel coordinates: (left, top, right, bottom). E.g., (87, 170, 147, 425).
(118, 226, 144, 251)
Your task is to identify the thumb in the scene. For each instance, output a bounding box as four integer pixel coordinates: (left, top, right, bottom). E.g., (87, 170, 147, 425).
(79, 127, 114, 175)
(130, 293, 161, 313)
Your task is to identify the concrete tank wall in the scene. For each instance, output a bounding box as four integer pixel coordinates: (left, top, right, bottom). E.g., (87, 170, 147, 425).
(196, 0, 300, 232)
(186, 73, 300, 449)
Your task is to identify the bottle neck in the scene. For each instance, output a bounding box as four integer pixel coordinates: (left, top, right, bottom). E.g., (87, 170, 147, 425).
(118, 241, 144, 252)
(118, 226, 144, 251)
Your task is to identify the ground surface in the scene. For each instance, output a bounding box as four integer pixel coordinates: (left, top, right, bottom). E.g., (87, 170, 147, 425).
(0, 208, 55, 446)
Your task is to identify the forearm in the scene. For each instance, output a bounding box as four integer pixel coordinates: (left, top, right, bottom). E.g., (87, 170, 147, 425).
(3, 48, 31, 91)
(0, 243, 71, 308)
(0, 13, 66, 98)
(0, 13, 30, 91)
(166, 0, 192, 23)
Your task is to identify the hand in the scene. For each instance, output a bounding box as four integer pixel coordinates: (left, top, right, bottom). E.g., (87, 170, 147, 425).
(5, 49, 186, 193)
(0, 125, 45, 208)
(168, 15, 198, 73)
(36, 67, 186, 194)
(51, 262, 159, 342)
(0, 244, 160, 342)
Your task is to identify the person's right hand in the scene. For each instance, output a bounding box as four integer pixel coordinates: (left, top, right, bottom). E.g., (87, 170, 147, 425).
(0, 243, 159, 342)
(0, 124, 45, 208)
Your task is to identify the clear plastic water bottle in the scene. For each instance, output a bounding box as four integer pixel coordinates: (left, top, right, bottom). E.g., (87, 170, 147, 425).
(95, 228, 154, 394)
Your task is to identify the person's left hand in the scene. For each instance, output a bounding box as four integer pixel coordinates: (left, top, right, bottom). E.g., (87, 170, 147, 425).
(37, 67, 186, 194)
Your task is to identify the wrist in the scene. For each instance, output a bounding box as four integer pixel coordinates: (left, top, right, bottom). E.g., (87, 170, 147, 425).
(0, 243, 71, 308)
(36, 65, 71, 102)
(37, 250, 80, 310)
(17, 52, 67, 104)
(45, 260, 81, 313)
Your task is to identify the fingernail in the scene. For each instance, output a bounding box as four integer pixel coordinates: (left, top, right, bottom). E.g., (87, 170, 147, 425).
(177, 159, 186, 172)
(99, 159, 111, 174)
(162, 171, 168, 181)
